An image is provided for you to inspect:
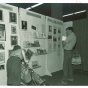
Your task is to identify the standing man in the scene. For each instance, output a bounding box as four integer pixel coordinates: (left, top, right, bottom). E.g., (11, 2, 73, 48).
(62, 27, 77, 84)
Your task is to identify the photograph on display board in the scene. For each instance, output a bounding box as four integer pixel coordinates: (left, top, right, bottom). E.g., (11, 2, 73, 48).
(0, 52, 5, 64)
(53, 37, 57, 42)
(54, 28, 56, 34)
(11, 36, 18, 45)
(48, 35, 52, 39)
(11, 25, 17, 34)
(23, 41, 30, 48)
(42, 24, 46, 36)
(0, 64, 5, 70)
(0, 24, 6, 41)
(9, 12, 17, 23)
(31, 25, 36, 30)
(22, 21, 27, 30)
(49, 25, 52, 33)
(57, 44, 60, 56)
(58, 28, 61, 33)
(0, 42, 5, 50)
(48, 39, 52, 53)
(53, 42, 57, 52)
(0, 10, 3, 21)
(58, 37, 60, 41)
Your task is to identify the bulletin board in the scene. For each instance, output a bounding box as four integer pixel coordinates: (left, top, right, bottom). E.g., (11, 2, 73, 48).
(0, 3, 19, 85)
(19, 8, 47, 76)
(46, 16, 63, 74)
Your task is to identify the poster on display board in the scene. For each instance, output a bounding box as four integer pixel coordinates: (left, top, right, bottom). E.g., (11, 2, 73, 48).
(11, 25, 17, 34)
(58, 27, 61, 37)
(11, 36, 18, 46)
(0, 42, 5, 50)
(21, 20, 27, 30)
(57, 44, 60, 56)
(48, 25, 52, 35)
(53, 26, 57, 36)
(0, 52, 5, 64)
(42, 24, 46, 37)
(0, 64, 5, 70)
(0, 10, 3, 21)
(9, 12, 17, 24)
(53, 37, 57, 52)
(53, 42, 57, 52)
(0, 24, 6, 41)
(48, 39, 52, 53)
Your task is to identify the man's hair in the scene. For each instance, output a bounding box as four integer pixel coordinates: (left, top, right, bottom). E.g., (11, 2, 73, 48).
(66, 27, 73, 32)
(13, 45, 21, 51)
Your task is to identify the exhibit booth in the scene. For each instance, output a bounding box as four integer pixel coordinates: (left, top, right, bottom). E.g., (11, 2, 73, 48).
(0, 3, 64, 85)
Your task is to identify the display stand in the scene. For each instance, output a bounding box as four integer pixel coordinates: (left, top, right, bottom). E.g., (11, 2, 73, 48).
(19, 8, 47, 76)
(0, 3, 19, 85)
(45, 16, 63, 74)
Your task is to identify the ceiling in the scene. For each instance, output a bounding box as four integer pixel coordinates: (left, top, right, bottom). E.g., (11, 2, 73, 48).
(7, 3, 37, 9)
(7, 3, 88, 21)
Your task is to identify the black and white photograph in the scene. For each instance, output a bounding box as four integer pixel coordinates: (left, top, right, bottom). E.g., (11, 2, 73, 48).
(31, 25, 36, 30)
(23, 41, 30, 48)
(58, 37, 60, 41)
(0, 42, 5, 50)
(0, 24, 6, 41)
(0, 64, 4, 70)
(53, 42, 56, 52)
(11, 25, 17, 34)
(0, 3, 88, 86)
(58, 28, 61, 33)
(0, 10, 3, 21)
(22, 20, 27, 30)
(11, 36, 18, 45)
(0, 52, 5, 64)
(49, 25, 52, 32)
(9, 12, 17, 23)
(53, 37, 57, 42)
(48, 35, 52, 39)
(54, 28, 56, 34)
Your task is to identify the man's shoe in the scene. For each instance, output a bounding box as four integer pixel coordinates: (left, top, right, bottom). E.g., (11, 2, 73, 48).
(68, 79, 73, 82)
(61, 81, 67, 84)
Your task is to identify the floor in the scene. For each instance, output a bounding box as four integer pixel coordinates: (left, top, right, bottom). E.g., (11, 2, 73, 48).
(42, 70, 88, 86)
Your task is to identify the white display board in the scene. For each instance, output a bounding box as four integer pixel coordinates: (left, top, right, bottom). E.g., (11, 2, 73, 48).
(0, 3, 19, 85)
(45, 16, 63, 75)
(19, 8, 47, 76)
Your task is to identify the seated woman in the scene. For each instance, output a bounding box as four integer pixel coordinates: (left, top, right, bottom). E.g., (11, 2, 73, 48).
(7, 45, 23, 86)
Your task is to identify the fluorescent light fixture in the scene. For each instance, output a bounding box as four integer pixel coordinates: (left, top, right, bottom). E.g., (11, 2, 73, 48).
(26, 3, 43, 10)
(63, 10, 86, 17)
(74, 10, 86, 14)
(62, 13, 73, 17)
(26, 7, 31, 10)
(31, 3, 43, 8)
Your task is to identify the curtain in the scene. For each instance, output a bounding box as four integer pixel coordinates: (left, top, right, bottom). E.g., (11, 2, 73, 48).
(73, 13, 88, 71)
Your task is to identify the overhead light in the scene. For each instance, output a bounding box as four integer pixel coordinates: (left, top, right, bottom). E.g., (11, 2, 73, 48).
(62, 13, 73, 17)
(26, 7, 31, 10)
(74, 10, 86, 14)
(63, 10, 86, 17)
(31, 3, 43, 8)
(26, 3, 43, 10)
